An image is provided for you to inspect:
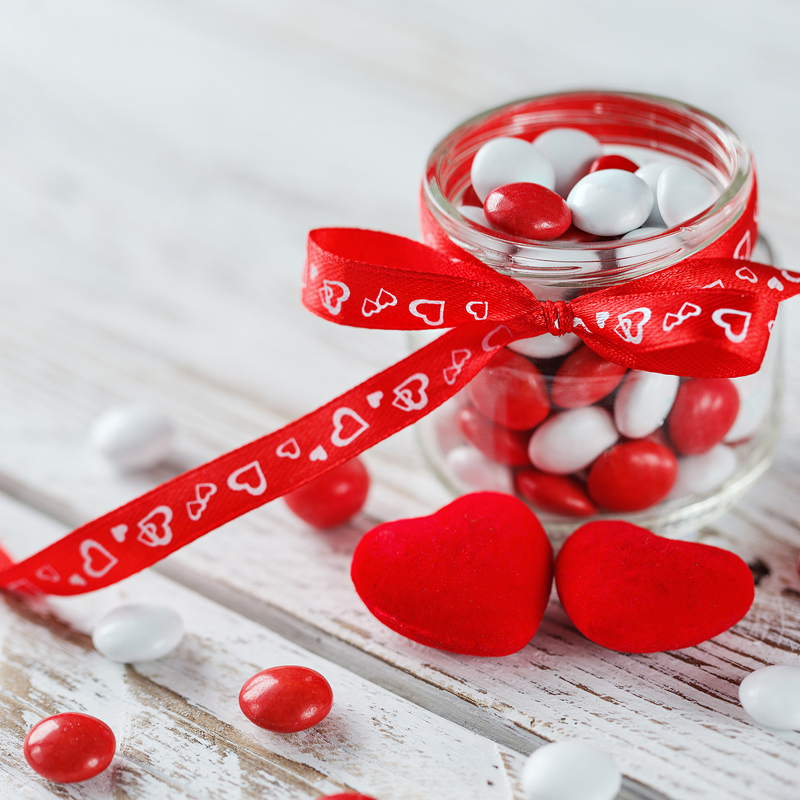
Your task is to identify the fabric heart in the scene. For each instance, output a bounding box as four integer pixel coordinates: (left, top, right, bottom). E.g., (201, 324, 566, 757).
(555, 521, 754, 653)
(351, 492, 553, 656)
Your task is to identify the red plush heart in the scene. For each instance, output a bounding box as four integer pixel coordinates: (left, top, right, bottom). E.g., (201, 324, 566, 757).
(555, 521, 754, 653)
(351, 492, 553, 656)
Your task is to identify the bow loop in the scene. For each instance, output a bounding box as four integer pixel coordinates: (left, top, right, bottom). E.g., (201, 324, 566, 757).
(542, 300, 574, 336)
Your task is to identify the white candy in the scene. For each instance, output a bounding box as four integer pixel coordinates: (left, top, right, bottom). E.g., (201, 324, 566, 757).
(620, 226, 667, 241)
(634, 162, 670, 227)
(521, 741, 622, 800)
(739, 665, 800, 730)
(528, 407, 618, 475)
(657, 164, 720, 228)
(470, 137, 556, 203)
(533, 128, 603, 197)
(669, 444, 737, 499)
(90, 404, 175, 470)
(567, 170, 654, 236)
(457, 204, 493, 229)
(445, 445, 514, 494)
(92, 603, 184, 663)
(508, 332, 581, 360)
(614, 370, 680, 439)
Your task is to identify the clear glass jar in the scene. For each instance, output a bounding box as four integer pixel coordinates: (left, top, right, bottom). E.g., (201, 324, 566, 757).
(416, 91, 782, 541)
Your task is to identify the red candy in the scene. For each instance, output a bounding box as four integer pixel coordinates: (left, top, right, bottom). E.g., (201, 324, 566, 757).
(587, 440, 678, 511)
(351, 492, 553, 656)
(668, 378, 739, 455)
(555, 520, 755, 653)
(458, 405, 531, 466)
(551, 346, 628, 408)
(239, 666, 333, 733)
(515, 468, 597, 517)
(483, 182, 571, 240)
(24, 713, 115, 783)
(468, 349, 549, 431)
(460, 183, 482, 207)
(555, 224, 604, 243)
(589, 154, 639, 173)
(284, 457, 369, 528)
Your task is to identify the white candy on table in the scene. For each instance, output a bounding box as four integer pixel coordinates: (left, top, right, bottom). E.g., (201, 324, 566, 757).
(669, 444, 737, 499)
(92, 603, 184, 663)
(528, 407, 618, 475)
(89, 404, 175, 470)
(739, 665, 800, 730)
(657, 164, 720, 228)
(445, 445, 514, 494)
(634, 161, 670, 227)
(470, 137, 556, 203)
(567, 170, 654, 236)
(532, 128, 602, 197)
(521, 741, 622, 800)
(614, 370, 680, 439)
(508, 332, 581, 360)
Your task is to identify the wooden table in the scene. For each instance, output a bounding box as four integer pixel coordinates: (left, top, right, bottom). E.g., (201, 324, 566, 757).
(1, 2, 800, 798)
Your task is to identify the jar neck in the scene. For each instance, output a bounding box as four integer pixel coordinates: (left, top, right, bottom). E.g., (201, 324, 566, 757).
(423, 91, 754, 292)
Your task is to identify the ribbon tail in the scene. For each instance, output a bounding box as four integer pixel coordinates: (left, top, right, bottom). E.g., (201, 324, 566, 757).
(0, 320, 515, 596)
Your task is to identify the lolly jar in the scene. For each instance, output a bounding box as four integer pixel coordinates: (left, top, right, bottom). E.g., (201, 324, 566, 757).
(418, 91, 782, 538)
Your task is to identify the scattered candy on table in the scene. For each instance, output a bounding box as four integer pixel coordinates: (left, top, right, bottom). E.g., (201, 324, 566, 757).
(24, 713, 116, 783)
(92, 603, 184, 663)
(283, 456, 370, 528)
(89, 404, 175, 470)
(351, 492, 553, 656)
(521, 741, 622, 800)
(239, 665, 334, 733)
(739, 665, 800, 730)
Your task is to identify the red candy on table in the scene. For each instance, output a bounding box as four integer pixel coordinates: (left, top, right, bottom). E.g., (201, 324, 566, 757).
(24, 713, 115, 783)
(239, 665, 333, 733)
(587, 440, 678, 511)
(668, 378, 739, 455)
(457, 405, 531, 466)
(589, 154, 639, 173)
(483, 182, 572, 240)
(515, 468, 597, 517)
(468, 348, 549, 431)
(284, 457, 369, 528)
(551, 346, 628, 408)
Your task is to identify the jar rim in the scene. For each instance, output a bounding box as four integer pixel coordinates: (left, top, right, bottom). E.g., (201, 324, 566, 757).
(423, 90, 753, 289)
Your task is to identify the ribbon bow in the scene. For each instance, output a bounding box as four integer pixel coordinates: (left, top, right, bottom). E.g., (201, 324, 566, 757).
(1, 182, 797, 596)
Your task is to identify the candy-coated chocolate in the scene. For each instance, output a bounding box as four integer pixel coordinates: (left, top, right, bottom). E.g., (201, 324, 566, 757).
(508, 332, 581, 360)
(471, 137, 555, 202)
(284, 457, 369, 528)
(669, 444, 737, 499)
(567, 170, 654, 236)
(551, 346, 628, 408)
(24, 713, 115, 783)
(634, 161, 670, 227)
(554, 224, 604, 243)
(739, 665, 800, 730)
(89, 404, 174, 471)
(668, 378, 739, 455)
(657, 164, 720, 228)
(515, 468, 597, 517)
(528, 407, 618, 475)
(521, 741, 621, 800)
(589, 154, 638, 173)
(460, 183, 482, 207)
(532, 128, 602, 197)
(458, 405, 532, 466)
(483, 182, 571, 240)
(445, 445, 514, 494)
(620, 226, 667, 241)
(239, 666, 333, 733)
(614, 370, 680, 438)
(92, 603, 183, 663)
(468, 348, 549, 430)
(587, 440, 678, 511)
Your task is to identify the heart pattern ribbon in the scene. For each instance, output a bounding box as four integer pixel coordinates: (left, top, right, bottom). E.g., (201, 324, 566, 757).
(0, 176, 796, 596)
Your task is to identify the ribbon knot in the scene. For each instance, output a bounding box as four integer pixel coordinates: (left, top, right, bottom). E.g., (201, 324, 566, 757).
(542, 300, 574, 336)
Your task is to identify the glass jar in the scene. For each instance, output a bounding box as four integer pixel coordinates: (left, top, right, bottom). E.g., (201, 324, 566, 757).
(416, 91, 782, 541)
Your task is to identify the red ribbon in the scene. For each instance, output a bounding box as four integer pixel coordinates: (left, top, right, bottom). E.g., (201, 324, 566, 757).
(1, 180, 797, 596)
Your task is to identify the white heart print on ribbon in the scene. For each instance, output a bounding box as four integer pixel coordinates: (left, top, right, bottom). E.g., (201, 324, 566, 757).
(595, 312, 610, 329)
(481, 325, 512, 352)
(319, 280, 350, 316)
(733, 229, 752, 260)
(362, 288, 397, 317)
(276, 438, 301, 459)
(227, 461, 267, 496)
(711, 308, 751, 343)
(663, 302, 701, 333)
(186, 483, 217, 521)
(367, 391, 383, 408)
(443, 349, 471, 385)
(309, 445, 328, 461)
(614, 307, 651, 344)
(466, 301, 488, 321)
(137, 506, 174, 547)
(391, 373, 429, 412)
(767, 277, 784, 292)
(331, 407, 370, 446)
(35, 564, 61, 583)
(735, 265, 757, 284)
(409, 299, 445, 326)
(79, 539, 119, 578)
